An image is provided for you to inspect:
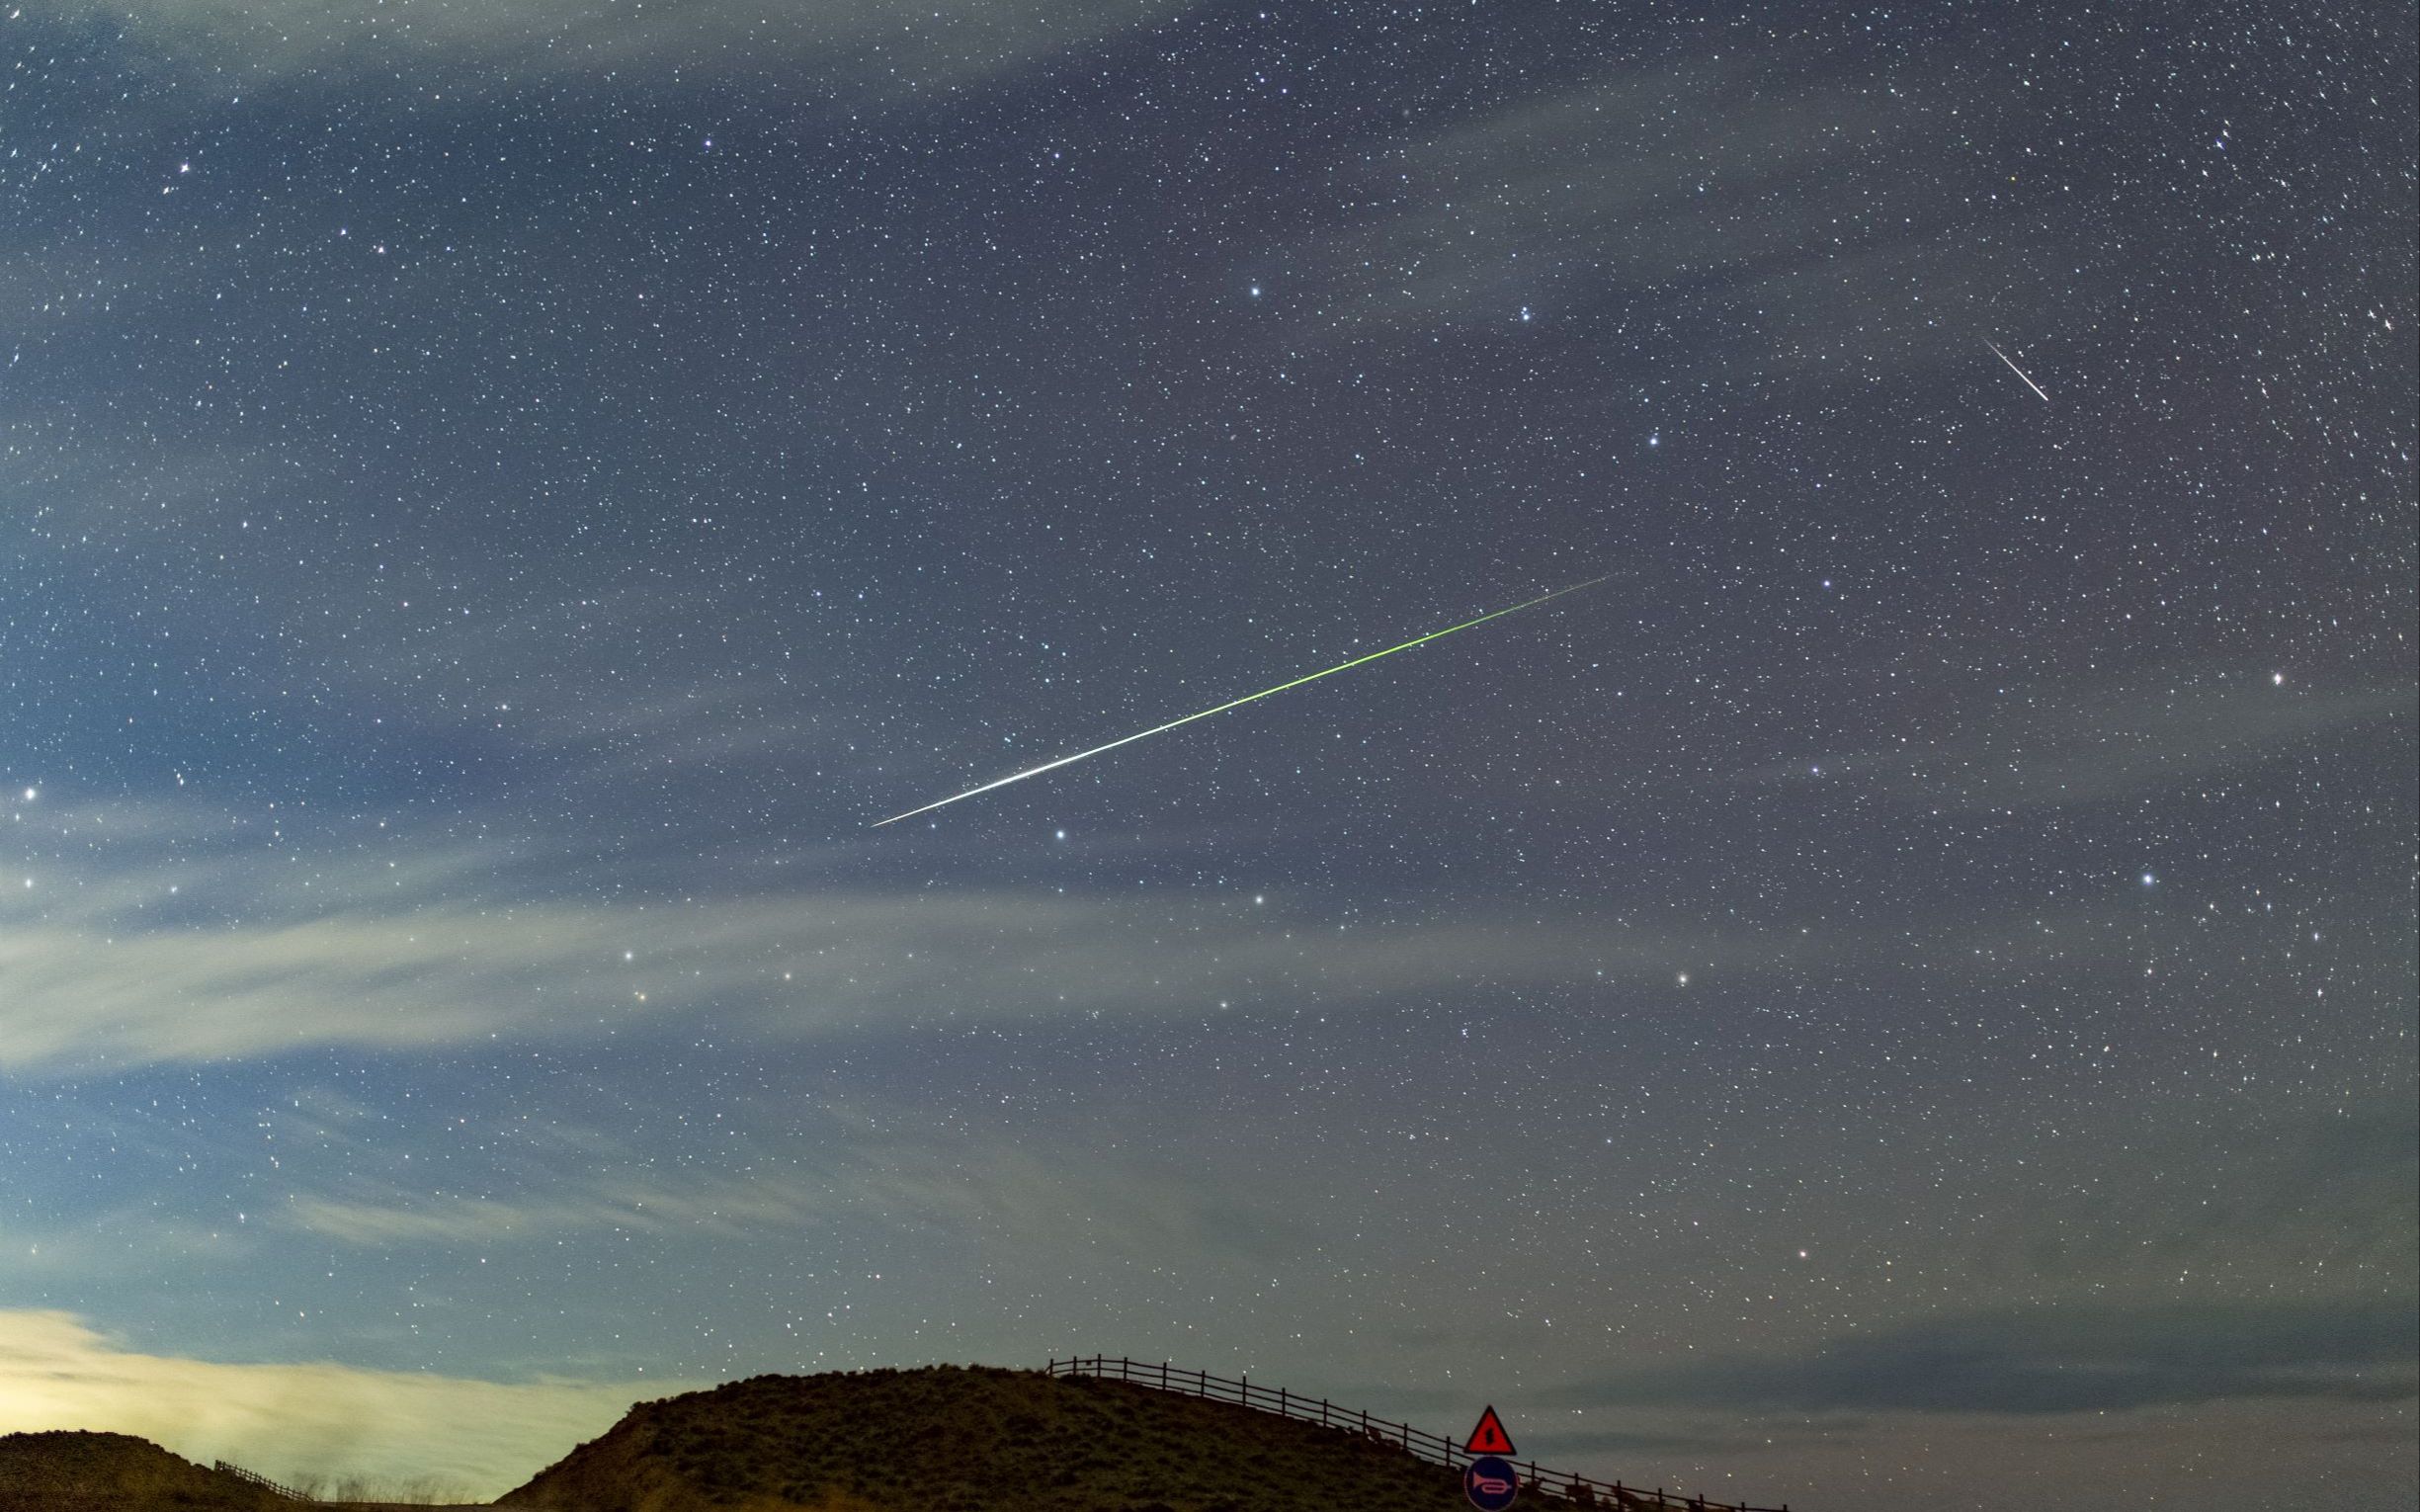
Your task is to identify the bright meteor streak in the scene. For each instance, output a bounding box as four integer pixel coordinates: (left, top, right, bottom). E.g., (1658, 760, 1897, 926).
(872, 574, 1609, 827)
(1983, 337, 2051, 402)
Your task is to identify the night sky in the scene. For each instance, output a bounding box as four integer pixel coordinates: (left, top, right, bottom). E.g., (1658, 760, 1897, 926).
(3, 3, 2415, 1507)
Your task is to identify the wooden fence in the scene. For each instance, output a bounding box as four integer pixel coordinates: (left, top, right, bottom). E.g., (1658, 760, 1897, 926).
(214, 1460, 312, 1500)
(1043, 1355, 1791, 1512)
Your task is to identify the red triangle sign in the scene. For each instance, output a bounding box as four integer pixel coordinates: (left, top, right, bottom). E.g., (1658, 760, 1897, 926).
(1463, 1405, 1516, 1457)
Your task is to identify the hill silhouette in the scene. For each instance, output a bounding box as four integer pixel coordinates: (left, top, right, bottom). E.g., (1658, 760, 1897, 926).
(0, 1432, 285, 1512)
(497, 1364, 1495, 1512)
(0, 1432, 483, 1512)
(5, 1366, 1756, 1511)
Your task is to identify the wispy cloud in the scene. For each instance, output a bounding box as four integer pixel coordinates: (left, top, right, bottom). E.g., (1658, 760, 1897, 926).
(282, 1172, 836, 1248)
(1545, 1300, 2420, 1416)
(61, 0, 1191, 91)
(1255, 42, 2128, 389)
(281, 1121, 1315, 1268)
(0, 1309, 675, 1498)
(1294, 56, 1905, 331)
(17, 741, 2364, 1076)
(1728, 675, 2409, 808)
(0, 824, 1755, 1073)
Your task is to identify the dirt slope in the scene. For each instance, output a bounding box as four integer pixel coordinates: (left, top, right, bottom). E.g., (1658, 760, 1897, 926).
(496, 1364, 1492, 1512)
(0, 1432, 287, 1512)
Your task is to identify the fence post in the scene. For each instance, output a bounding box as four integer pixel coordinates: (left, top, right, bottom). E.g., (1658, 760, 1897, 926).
(1279, 1385, 1289, 1416)
(1160, 1360, 1169, 1389)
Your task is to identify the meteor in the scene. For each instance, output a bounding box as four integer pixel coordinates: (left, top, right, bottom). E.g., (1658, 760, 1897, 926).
(872, 574, 1608, 827)
(1983, 337, 2051, 402)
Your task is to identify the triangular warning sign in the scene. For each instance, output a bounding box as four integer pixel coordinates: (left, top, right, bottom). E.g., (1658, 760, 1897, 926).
(1463, 1405, 1516, 1456)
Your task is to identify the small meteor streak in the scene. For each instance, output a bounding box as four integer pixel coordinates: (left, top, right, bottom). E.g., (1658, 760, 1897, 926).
(872, 574, 1609, 827)
(1983, 337, 2051, 402)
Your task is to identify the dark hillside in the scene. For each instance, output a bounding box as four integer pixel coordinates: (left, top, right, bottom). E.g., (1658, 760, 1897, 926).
(0, 1432, 285, 1512)
(498, 1364, 1495, 1512)
(5, 1368, 1773, 1511)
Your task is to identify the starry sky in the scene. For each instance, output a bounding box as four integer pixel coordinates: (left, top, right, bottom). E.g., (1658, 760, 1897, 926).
(2, 2, 2415, 1507)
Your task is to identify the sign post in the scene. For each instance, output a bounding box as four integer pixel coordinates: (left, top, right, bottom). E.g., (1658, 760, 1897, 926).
(1461, 1405, 1520, 1510)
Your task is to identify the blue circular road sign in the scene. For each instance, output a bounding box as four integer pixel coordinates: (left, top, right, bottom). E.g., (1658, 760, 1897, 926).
(1464, 1454, 1520, 1510)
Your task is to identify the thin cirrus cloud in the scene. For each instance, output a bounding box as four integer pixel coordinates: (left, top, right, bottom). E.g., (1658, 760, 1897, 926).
(1541, 1300, 2420, 1415)
(70, 0, 1193, 88)
(9, 768, 2349, 1077)
(279, 1121, 1314, 1267)
(0, 1308, 672, 1500)
(1259, 59, 1892, 322)
(1254, 44, 2113, 387)
(280, 1184, 809, 1248)
(1726, 675, 2410, 808)
(1304, 57, 1902, 322)
(0, 819, 1768, 1074)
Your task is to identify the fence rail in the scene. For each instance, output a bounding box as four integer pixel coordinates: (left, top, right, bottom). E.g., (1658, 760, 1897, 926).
(1044, 1355, 1790, 1512)
(214, 1460, 312, 1501)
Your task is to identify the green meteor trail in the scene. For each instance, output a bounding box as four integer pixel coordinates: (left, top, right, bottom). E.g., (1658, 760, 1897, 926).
(871, 573, 1608, 827)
